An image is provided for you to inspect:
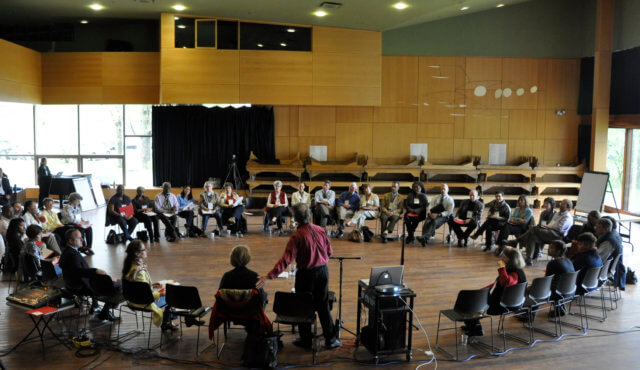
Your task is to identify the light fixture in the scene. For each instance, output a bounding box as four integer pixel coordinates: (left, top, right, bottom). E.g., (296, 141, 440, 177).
(496, 3, 505, 7)
(257, 43, 264, 48)
(555, 109, 567, 116)
(89, 3, 103, 11)
(314, 10, 328, 17)
(287, 28, 296, 33)
(393, 2, 408, 10)
(177, 25, 186, 29)
(172, 4, 186, 11)
(460, 6, 469, 11)
(432, 75, 449, 79)
(174, 16, 180, 20)
(280, 42, 287, 47)
(80, 20, 89, 24)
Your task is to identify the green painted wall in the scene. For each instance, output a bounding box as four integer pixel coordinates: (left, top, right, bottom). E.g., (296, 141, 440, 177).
(383, 0, 596, 58)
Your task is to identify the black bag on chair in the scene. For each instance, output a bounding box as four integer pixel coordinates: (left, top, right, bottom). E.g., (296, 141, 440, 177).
(136, 230, 149, 242)
(243, 333, 278, 369)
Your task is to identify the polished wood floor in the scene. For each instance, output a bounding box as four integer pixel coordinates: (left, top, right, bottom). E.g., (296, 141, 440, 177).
(1, 207, 640, 369)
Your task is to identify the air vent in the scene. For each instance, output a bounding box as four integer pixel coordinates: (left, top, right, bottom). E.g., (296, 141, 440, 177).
(320, 2, 342, 9)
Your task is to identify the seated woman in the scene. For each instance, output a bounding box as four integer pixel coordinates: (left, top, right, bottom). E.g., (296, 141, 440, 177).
(463, 247, 527, 337)
(19, 224, 61, 282)
(349, 184, 379, 230)
(21, 200, 62, 256)
(219, 182, 245, 234)
(177, 186, 196, 236)
(199, 181, 223, 236)
(571, 232, 603, 294)
(545, 240, 575, 317)
(264, 180, 289, 235)
(41, 197, 71, 246)
(496, 195, 533, 255)
(290, 182, 310, 228)
(61, 192, 94, 253)
(122, 241, 177, 331)
(5, 218, 26, 276)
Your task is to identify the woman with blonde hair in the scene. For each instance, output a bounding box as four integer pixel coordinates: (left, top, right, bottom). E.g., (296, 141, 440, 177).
(264, 180, 288, 235)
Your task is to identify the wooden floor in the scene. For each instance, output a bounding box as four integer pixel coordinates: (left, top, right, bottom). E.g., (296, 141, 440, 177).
(2, 207, 640, 369)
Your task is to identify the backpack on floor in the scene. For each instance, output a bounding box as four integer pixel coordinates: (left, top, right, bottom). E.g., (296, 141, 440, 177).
(361, 226, 374, 242)
(106, 229, 125, 244)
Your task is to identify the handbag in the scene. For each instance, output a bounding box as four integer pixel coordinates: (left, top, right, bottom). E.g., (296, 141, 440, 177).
(348, 229, 364, 243)
(136, 230, 149, 242)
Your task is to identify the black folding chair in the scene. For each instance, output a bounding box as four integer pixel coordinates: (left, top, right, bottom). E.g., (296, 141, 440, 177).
(531, 271, 578, 338)
(120, 279, 163, 349)
(435, 288, 493, 361)
(89, 274, 124, 329)
(569, 266, 603, 330)
(273, 291, 319, 364)
(165, 284, 212, 357)
(522, 275, 553, 342)
(605, 254, 622, 310)
(496, 282, 528, 350)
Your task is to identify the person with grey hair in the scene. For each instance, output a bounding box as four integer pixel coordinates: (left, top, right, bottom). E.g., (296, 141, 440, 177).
(61, 192, 94, 252)
(335, 182, 360, 238)
(219, 245, 266, 302)
(265, 180, 289, 234)
(418, 184, 454, 246)
(199, 181, 222, 236)
(313, 180, 335, 229)
(258, 203, 341, 350)
(154, 182, 180, 242)
(506, 199, 574, 266)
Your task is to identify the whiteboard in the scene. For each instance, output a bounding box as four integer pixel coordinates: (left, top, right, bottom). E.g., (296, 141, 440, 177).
(575, 171, 609, 213)
(72, 177, 98, 211)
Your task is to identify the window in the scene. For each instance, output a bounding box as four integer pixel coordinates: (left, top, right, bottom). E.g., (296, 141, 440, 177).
(125, 105, 152, 135)
(240, 22, 311, 51)
(83, 158, 123, 186)
(44, 157, 78, 176)
(125, 137, 153, 187)
(0, 102, 33, 154)
(627, 130, 640, 213)
(35, 105, 78, 155)
(0, 156, 34, 188)
(175, 17, 196, 48)
(217, 20, 238, 49)
(79, 105, 123, 155)
(196, 20, 216, 48)
(605, 128, 625, 208)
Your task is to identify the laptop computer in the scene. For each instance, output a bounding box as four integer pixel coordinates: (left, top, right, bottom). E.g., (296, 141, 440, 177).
(360, 265, 404, 290)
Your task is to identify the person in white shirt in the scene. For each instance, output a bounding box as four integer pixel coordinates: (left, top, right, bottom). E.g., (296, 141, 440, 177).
(265, 180, 289, 234)
(291, 182, 311, 207)
(21, 200, 62, 255)
(199, 181, 223, 236)
(349, 184, 379, 230)
(60, 192, 94, 253)
(154, 182, 180, 241)
(313, 180, 335, 229)
(418, 184, 455, 247)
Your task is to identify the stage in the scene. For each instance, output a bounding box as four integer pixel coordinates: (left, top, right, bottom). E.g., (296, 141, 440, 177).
(1, 206, 639, 369)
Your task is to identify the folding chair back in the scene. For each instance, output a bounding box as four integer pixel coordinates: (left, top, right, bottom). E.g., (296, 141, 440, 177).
(581, 266, 602, 292)
(598, 259, 612, 285)
(41, 260, 58, 283)
(528, 275, 553, 303)
(122, 279, 155, 306)
(90, 274, 119, 297)
(166, 284, 203, 310)
(273, 291, 314, 318)
(499, 282, 527, 310)
(453, 288, 490, 315)
(555, 271, 578, 299)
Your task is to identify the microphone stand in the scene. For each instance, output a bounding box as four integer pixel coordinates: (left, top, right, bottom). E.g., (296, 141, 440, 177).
(401, 219, 406, 266)
(330, 256, 361, 339)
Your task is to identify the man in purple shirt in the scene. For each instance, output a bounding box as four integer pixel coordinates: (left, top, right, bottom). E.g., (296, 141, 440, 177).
(258, 203, 342, 350)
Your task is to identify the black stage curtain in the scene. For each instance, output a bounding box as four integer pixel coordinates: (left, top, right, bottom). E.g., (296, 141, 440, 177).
(152, 105, 275, 188)
(578, 45, 640, 115)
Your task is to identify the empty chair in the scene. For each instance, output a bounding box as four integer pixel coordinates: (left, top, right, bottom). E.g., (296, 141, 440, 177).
(522, 275, 553, 342)
(570, 266, 602, 330)
(165, 284, 212, 357)
(605, 254, 622, 310)
(120, 279, 163, 348)
(435, 288, 492, 361)
(546, 271, 579, 337)
(272, 292, 319, 364)
(495, 282, 528, 350)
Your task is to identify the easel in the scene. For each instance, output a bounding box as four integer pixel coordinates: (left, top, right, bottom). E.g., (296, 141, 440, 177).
(604, 179, 635, 252)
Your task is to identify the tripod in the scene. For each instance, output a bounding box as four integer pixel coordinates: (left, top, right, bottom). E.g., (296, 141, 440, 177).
(222, 155, 245, 190)
(330, 256, 361, 339)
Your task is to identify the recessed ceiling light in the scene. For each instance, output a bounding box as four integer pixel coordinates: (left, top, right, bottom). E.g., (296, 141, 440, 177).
(172, 4, 186, 11)
(174, 16, 180, 20)
(314, 10, 328, 17)
(287, 28, 296, 33)
(461, 6, 469, 11)
(257, 43, 263, 47)
(177, 25, 186, 29)
(280, 42, 287, 47)
(393, 2, 408, 10)
(80, 20, 89, 24)
(89, 3, 103, 11)
(496, 3, 505, 7)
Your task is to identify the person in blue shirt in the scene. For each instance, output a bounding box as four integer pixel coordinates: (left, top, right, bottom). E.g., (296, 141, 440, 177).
(177, 186, 196, 237)
(571, 232, 603, 294)
(335, 182, 360, 238)
(496, 195, 533, 256)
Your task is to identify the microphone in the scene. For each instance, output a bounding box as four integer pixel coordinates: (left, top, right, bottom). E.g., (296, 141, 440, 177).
(330, 256, 362, 260)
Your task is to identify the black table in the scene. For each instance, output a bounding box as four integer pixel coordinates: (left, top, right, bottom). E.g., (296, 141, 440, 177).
(7, 302, 74, 358)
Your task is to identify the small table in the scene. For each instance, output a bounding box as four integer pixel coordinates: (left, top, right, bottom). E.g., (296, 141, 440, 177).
(355, 280, 416, 363)
(7, 302, 74, 358)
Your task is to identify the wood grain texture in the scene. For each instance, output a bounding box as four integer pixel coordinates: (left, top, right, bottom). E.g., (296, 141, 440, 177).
(239, 50, 312, 86)
(382, 56, 418, 107)
(0, 39, 41, 102)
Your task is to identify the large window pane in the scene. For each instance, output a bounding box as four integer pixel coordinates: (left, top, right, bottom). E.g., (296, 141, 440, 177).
(125, 105, 152, 135)
(45, 157, 78, 176)
(605, 128, 625, 208)
(0, 102, 34, 154)
(0, 156, 35, 187)
(79, 105, 123, 155)
(35, 105, 78, 155)
(83, 158, 123, 186)
(628, 130, 640, 213)
(125, 137, 152, 187)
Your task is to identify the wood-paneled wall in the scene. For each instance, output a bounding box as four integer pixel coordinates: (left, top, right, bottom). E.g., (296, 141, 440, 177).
(275, 56, 581, 166)
(41, 52, 159, 104)
(159, 14, 381, 105)
(0, 39, 41, 103)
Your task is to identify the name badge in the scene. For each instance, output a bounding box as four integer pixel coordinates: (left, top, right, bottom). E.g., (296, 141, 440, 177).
(74, 214, 81, 222)
(228, 199, 233, 205)
(141, 205, 147, 210)
(120, 212, 126, 216)
(466, 210, 474, 219)
(413, 198, 420, 205)
(208, 202, 213, 210)
(344, 200, 349, 206)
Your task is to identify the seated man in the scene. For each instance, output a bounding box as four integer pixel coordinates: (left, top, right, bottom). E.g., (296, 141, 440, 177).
(0, 168, 13, 207)
(404, 182, 428, 244)
(418, 184, 454, 247)
(506, 198, 574, 266)
(313, 180, 335, 229)
(379, 181, 404, 243)
(335, 182, 360, 238)
(154, 182, 180, 242)
(199, 180, 223, 236)
(349, 184, 379, 230)
(594, 218, 621, 263)
(448, 189, 484, 248)
(107, 185, 139, 242)
(567, 210, 600, 242)
(571, 232, 603, 293)
(600, 216, 626, 290)
(59, 228, 120, 321)
(472, 191, 511, 252)
(133, 186, 171, 243)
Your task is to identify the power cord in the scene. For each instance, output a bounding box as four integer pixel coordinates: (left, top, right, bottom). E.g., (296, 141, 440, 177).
(397, 297, 437, 369)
